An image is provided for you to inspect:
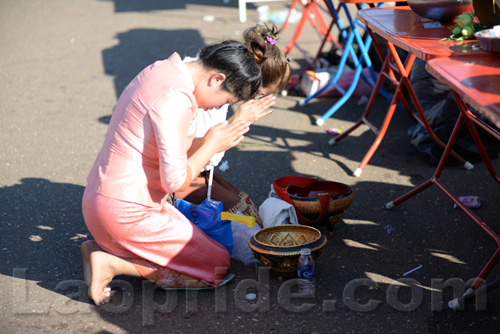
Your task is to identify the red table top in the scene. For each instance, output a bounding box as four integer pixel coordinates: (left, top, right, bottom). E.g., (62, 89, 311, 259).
(426, 55, 500, 128)
(357, 6, 489, 60)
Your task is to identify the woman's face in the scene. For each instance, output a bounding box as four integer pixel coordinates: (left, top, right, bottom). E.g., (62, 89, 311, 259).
(198, 86, 240, 111)
(259, 85, 278, 96)
(196, 72, 242, 110)
(252, 84, 278, 100)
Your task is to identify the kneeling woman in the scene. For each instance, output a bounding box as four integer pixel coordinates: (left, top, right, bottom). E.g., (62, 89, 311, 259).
(81, 40, 266, 305)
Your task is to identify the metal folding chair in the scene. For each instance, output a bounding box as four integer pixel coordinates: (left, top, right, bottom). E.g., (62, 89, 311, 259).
(298, 1, 395, 126)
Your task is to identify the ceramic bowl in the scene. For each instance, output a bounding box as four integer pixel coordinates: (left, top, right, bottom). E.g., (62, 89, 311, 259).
(248, 225, 327, 280)
(475, 29, 500, 52)
(288, 181, 354, 234)
(407, 0, 473, 22)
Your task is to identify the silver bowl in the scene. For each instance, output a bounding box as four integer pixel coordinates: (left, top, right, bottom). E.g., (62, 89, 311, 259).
(407, 0, 473, 22)
(475, 29, 500, 52)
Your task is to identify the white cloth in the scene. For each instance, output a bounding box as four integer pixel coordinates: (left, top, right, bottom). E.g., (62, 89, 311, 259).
(184, 56, 229, 171)
(258, 197, 299, 229)
(195, 104, 228, 171)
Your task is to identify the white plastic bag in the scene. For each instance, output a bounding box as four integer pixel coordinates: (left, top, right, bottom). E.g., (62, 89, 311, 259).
(231, 220, 261, 265)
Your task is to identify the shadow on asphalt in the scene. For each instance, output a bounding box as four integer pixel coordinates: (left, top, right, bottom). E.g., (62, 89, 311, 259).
(1, 178, 89, 287)
(1, 167, 499, 332)
(101, 28, 205, 101)
(106, 0, 239, 12)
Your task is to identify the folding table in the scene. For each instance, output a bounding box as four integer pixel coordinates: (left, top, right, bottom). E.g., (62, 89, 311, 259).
(332, 6, 490, 177)
(298, 0, 405, 127)
(387, 54, 500, 310)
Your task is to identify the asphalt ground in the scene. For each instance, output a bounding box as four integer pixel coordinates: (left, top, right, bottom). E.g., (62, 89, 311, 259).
(1, 0, 500, 333)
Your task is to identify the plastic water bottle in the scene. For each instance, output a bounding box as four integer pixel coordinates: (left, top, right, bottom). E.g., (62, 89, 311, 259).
(297, 248, 315, 295)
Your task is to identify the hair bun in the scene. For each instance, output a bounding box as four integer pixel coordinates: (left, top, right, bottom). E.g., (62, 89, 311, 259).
(242, 23, 290, 91)
(244, 23, 281, 65)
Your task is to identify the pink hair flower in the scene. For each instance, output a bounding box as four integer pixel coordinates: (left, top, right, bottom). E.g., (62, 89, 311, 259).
(266, 36, 276, 46)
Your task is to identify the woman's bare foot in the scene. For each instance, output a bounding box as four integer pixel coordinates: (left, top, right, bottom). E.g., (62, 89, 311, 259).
(88, 250, 116, 305)
(81, 240, 102, 286)
(81, 240, 112, 305)
(81, 240, 141, 305)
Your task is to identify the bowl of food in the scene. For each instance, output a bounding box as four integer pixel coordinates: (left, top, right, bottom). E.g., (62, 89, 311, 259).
(287, 181, 354, 234)
(407, 0, 473, 22)
(248, 225, 327, 280)
(475, 28, 500, 52)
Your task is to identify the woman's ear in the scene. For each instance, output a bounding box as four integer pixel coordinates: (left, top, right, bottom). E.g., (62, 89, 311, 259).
(209, 72, 226, 87)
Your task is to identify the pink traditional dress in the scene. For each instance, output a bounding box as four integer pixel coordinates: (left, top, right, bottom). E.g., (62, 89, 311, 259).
(82, 53, 230, 288)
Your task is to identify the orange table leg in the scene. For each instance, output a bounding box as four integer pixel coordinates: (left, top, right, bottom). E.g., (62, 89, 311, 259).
(329, 40, 413, 176)
(330, 38, 473, 177)
(329, 41, 395, 145)
(454, 94, 500, 184)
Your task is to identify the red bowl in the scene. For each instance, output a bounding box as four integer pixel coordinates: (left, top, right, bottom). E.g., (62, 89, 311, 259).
(287, 181, 354, 233)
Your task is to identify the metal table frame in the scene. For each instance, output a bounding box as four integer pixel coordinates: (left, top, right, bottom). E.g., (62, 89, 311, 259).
(390, 55, 500, 310)
(332, 6, 490, 176)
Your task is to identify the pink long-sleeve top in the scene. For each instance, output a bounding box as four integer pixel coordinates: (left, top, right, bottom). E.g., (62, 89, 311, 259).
(86, 53, 198, 207)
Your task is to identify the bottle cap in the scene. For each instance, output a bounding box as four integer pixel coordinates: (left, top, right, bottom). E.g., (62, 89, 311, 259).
(300, 248, 311, 255)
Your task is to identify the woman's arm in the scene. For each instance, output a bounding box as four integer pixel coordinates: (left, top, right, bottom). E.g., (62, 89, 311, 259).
(178, 120, 250, 191)
(182, 95, 274, 190)
(187, 137, 204, 157)
(188, 95, 274, 163)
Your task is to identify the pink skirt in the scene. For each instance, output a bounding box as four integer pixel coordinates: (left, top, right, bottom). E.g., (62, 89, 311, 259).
(82, 187, 230, 286)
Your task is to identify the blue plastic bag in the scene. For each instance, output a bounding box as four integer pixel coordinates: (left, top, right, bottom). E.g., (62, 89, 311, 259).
(176, 198, 234, 255)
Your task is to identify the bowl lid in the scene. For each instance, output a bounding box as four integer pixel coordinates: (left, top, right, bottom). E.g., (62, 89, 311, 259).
(251, 225, 323, 248)
(249, 229, 328, 256)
